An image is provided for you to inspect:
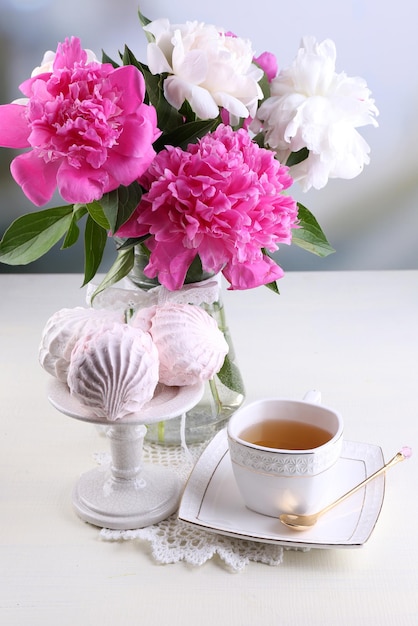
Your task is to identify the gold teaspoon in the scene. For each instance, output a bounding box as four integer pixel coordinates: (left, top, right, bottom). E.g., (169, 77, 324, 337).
(279, 446, 412, 531)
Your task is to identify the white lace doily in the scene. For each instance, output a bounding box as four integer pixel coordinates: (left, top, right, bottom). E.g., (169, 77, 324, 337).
(97, 442, 287, 572)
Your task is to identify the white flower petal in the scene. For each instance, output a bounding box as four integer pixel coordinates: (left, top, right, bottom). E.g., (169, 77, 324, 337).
(164, 76, 219, 119)
(145, 17, 263, 121)
(256, 36, 378, 190)
(143, 18, 171, 41)
(172, 47, 208, 84)
(214, 93, 251, 119)
(147, 41, 173, 74)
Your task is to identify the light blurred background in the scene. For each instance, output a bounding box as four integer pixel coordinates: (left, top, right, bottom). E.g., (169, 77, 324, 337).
(0, 0, 417, 273)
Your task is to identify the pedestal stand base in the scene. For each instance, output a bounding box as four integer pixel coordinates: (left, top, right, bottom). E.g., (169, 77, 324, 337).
(72, 463, 182, 530)
(47, 379, 204, 530)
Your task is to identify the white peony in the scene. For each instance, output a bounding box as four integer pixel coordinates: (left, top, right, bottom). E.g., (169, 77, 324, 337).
(144, 18, 263, 121)
(253, 36, 379, 191)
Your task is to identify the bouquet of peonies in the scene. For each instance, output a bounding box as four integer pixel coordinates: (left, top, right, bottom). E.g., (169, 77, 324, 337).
(0, 10, 378, 296)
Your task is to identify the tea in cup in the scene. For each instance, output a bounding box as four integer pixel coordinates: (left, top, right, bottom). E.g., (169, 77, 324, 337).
(227, 392, 343, 517)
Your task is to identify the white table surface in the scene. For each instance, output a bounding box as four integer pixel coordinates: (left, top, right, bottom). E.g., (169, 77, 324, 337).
(0, 270, 417, 625)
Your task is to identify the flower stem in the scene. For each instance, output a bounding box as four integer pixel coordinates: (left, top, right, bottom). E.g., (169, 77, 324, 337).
(158, 420, 165, 443)
(209, 377, 222, 414)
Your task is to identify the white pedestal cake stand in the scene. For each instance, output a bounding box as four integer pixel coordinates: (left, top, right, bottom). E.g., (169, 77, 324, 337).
(47, 379, 204, 530)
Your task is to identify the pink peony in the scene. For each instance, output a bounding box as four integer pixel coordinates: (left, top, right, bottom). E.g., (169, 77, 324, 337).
(117, 124, 298, 290)
(0, 37, 160, 206)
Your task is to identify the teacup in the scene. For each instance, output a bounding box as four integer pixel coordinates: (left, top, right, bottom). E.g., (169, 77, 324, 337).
(227, 391, 343, 517)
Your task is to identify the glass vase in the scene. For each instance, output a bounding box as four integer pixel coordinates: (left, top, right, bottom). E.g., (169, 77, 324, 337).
(128, 246, 245, 445)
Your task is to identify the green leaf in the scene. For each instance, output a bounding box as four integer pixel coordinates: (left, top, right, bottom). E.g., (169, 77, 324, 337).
(120, 45, 185, 133)
(147, 72, 184, 134)
(86, 201, 111, 230)
(138, 9, 153, 39)
(145, 68, 167, 111)
(115, 183, 143, 231)
(123, 47, 184, 136)
(121, 47, 158, 103)
(155, 100, 186, 137)
(101, 50, 120, 68)
(217, 354, 246, 396)
(61, 219, 80, 250)
(0, 206, 73, 265)
(258, 250, 280, 294)
(136, 61, 161, 103)
(82, 215, 108, 286)
(264, 280, 280, 294)
(178, 100, 201, 125)
(120, 47, 182, 132)
(253, 62, 271, 101)
(154, 118, 219, 152)
(292, 203, 335, 257)
(116, 235, 149, 251)
(95, 182, 143, 235)
(93, 192, 118, 233)
(90, 247, 135, 301)
(184, 255, 215, 284)
(61, 205, 87, 249)
(121, 45, 143, 70)
(118, 184, 142, 232)
(286, 147, 309, 167)
(251, 132, 266, 149)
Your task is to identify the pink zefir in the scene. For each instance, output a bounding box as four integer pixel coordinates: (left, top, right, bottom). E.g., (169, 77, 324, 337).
(117, 124, 299, 291)
(0, 37, 160, 206)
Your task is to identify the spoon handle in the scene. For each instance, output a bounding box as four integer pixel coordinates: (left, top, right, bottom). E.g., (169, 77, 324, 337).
(318, 448, 410, 519)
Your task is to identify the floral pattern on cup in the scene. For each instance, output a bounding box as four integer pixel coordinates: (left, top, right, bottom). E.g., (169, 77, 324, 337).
(228, 437, 343, 477)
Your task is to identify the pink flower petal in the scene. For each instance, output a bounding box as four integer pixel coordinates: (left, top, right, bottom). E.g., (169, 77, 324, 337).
(11, 152, 59, 206)
(115, 212, 147, 238)
(0, 104, 30, 148)
(145, 241, 196, 291)
(223, 256, 284, 290)
(121, 124, 297, 290)
(253, 51, 278, 82)
(108, 65, 146, 113)
(53, 36, 89, 70)
(56, 162, 109, 204)
(2, 37, 159, 206)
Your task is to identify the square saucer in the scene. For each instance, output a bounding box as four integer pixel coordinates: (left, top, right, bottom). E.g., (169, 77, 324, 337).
(179, 429, 385, 549)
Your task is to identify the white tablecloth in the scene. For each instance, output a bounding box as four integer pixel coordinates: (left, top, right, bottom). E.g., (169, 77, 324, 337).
(0, 271, 417, 625)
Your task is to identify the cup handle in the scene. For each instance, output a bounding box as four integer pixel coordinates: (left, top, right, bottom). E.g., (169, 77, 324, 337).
(303, 389, 322, 404)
